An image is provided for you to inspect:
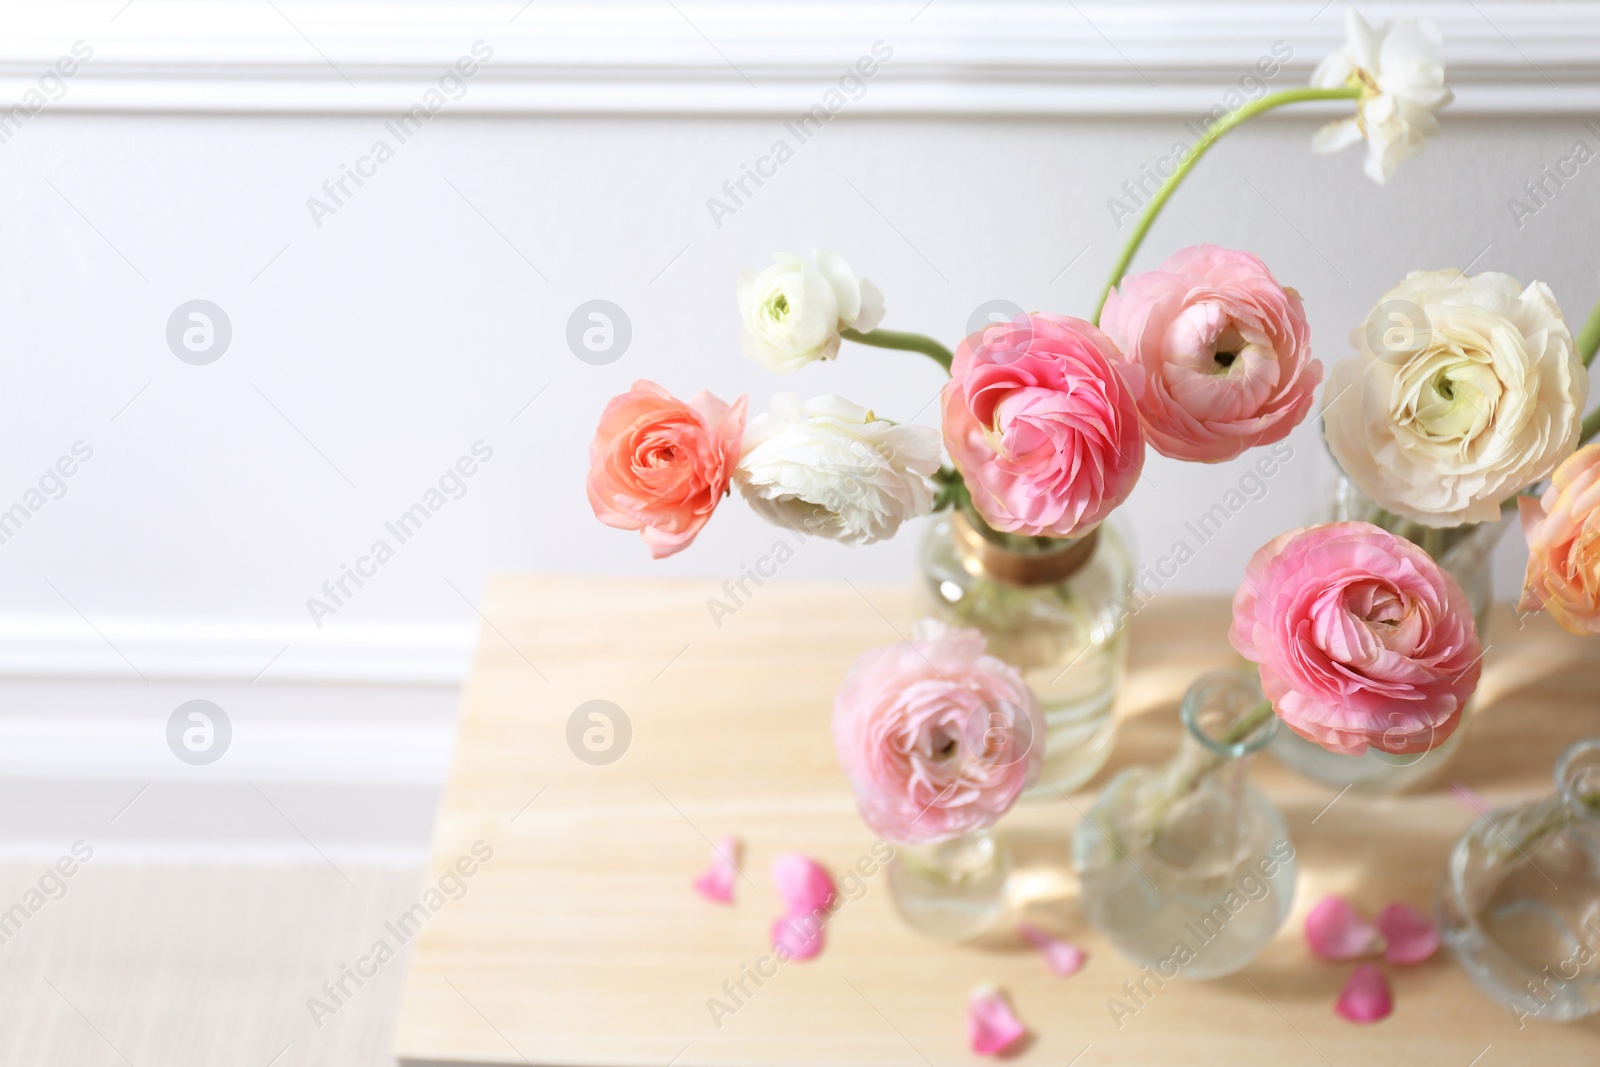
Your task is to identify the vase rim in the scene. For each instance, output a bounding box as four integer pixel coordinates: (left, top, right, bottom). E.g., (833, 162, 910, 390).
(1180, 668, 1276, 757)
(1556, 736, 1600, 820)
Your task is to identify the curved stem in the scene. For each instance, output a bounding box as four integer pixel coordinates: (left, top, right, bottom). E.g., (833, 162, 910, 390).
(1582, 405, 1600, 446)
(1222, 699, 1276, 746)
(840, 327, 954, 373)
(1147, 698, 1275, 839)
(1577, 293, 1600, 368)
(1091, 85, 1363, 325)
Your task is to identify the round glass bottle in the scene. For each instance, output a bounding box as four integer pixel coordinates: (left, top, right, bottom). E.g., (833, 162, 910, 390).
(1074, 669, 1297, 978)
(886, 829, 1010, 942)
(1270, 474, 1504, 791)
(1439, 737, 1600, 1024)
(918, 506, 1132, 798)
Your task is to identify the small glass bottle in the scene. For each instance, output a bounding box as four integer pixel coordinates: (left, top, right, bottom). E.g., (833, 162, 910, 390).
(1270, 473, 1505, 792)
(1074, 669, 1297, 978)
(886, 829, 1009, 942)
(918, 506, 1132, 798)
(1439, 737, 1600, 1023)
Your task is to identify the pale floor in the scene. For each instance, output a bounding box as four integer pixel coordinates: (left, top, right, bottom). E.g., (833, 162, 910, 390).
(0, 862, 425, 1066)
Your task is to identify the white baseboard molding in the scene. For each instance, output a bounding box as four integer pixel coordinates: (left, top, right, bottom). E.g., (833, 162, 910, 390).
(0, 778, 442, 864)
(0, 2, 1595, 115)
(0, 613, 475, 685)
(0, 717, 456, 784)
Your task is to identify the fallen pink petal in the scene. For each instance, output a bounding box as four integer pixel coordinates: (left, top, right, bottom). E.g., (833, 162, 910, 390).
(967, 984, 1027, 1056)
(1377, 902, 1439, 965)
(1305, 895, 1384, 960)
(692, 835, 741, 904)
(770, 853, 837, 916)
(1018, 923, 1086, 977)
(771, 911, 825, 961)
(1335, 964, 1394, 1024)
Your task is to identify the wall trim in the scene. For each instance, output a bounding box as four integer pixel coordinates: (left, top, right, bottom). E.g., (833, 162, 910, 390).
(0, 613, 474, 685)
(1, 2, 1597, 116)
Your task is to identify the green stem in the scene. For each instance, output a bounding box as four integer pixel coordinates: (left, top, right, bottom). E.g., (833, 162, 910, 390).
(1091, 85, 1363, 325)
(1576, 294, 1600, 368)
(931, 466, 967, 512)
(840, 327, 954, 374)
(1583, 406, 1600, 446)
(1422, 525, 1445, 562)
(1144, 698, 1275, 841)
(1222, 699, 1276, 746)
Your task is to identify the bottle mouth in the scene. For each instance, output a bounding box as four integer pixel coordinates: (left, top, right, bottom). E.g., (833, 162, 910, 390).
(1556, 737, 1600, 818)
(1180, 668, 1276, 757)
(950, 506, 1097, 587)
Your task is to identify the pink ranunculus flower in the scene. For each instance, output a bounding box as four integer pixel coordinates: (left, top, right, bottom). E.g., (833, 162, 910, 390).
(942, 312, 1144, 537)
(1101, 245, 1323, 463)
(1519, 443, 1600, 635)
(832, 620, 1044, 845)
(1229, 522, 1482, 756)
(587, 380, 747, 559)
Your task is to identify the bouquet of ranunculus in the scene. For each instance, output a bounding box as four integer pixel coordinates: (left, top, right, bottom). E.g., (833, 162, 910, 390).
(586, 11, 1474, 565)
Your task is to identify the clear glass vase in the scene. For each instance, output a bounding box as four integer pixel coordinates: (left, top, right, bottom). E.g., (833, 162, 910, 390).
(1439, 737, 1600, 1024)
(886, 828, 1010, 942)
(1074, 669, 1297, 979)
(1269, 474, 1506, 792)
(918, 506, 1132, 799)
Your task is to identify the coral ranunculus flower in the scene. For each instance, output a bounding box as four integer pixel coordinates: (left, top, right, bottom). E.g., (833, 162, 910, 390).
(832, 621, 1043, 845)
(1519, 443, 1600, 635)
(1101, 245, 1322, 463)
(1229, 522, 1482, 756)
(586, 380, 746, 559)
(942, 312, 1144, 538)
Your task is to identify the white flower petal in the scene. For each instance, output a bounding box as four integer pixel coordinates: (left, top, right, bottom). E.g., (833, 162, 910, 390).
(738, 251, 885, 371)
(735, 395, 940, 544)
(1311, 9, 1451, 183)
(1324, 270, 1586, 526)
(1312, 117, 1364, 154)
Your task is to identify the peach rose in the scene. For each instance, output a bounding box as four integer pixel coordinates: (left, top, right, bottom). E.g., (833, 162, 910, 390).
(1101, 245, 1322, 463)
(587, 380, 746, 558)
(942, 313, 1144, 537)
(1519, 443, 1600, 635)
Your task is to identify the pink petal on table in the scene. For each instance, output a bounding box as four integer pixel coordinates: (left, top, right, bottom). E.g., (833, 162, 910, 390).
(770, 853, 837, 916)
(1451, 781, 1491, 816)
(968, 985, 1027, 1057)
(1335, 964, 1393, 1024)
(692, 835, 740, 904)
(1018, 923, 1087, 977)
(1377, 902, 1439, 965)
(1305, 895, 1384, 960)
(771, 911, 825, 960)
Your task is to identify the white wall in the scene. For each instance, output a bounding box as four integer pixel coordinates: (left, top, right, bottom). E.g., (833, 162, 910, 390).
(0, 0, 1596, 851)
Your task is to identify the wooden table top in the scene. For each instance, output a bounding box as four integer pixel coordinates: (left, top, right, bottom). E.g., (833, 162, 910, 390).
(393, 574, 1600, 1066)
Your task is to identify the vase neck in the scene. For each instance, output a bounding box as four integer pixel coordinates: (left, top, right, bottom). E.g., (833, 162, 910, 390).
(895, 828, 1001, 885)
(950, 506, 1098, 587)
(1140, 671, 1275, 846)
(1174, 669, 1276, 772)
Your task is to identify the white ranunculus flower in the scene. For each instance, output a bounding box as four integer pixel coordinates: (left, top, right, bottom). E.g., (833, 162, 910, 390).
(735, 393, 939, 544)
(1311, 8, 1453, 184)
(1324, 270, 1587, 527)
(737, 251, 885, 373)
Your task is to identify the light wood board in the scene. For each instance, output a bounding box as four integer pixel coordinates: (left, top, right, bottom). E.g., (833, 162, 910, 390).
(394, 574, 1600, 1066)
